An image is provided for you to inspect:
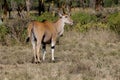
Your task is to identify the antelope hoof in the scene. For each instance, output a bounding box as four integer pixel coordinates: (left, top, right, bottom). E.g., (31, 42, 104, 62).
(37, 60, 41, 63)
(42, 59, 46, 63)
(52, 60, 55, 63)
(60, 34, 63, 37)
(34, 61, 38, 64)
(33, 59, 40, 64)
(32, 59, 37, 64)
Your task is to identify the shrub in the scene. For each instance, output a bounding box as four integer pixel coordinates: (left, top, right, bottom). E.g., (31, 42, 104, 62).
(72, 12, 97, 25)
(108, 12, 120, 34)
(71, 12, 109, 32)
(73, 22, 108, 32)
(104, 0, 113, 7)
(31, 12, 58, 22)
(0, 18, 29, 45)
(6, 19, 28, 43)
(0, 25, 8, 43)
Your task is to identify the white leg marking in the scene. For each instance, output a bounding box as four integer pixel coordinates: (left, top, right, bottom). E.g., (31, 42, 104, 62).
(43, 50, 46, 61)
(51, 49, 55, 61)
(51, 42, 55, 61)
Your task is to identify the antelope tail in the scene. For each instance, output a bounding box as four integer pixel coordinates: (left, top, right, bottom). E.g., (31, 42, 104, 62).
(26, 22, 34, 43)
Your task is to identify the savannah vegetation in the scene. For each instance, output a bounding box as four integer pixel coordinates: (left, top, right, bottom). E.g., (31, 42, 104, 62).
(0, 0, 120, 80)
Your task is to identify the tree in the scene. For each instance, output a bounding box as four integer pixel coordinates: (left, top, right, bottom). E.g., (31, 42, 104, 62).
(17, 3, 25, 18)
(95, 0, 103, 11)
(89, 0, 95, 8)
(2, 0, 9, 20)
(38, 0, 45, 15)
(114, 0, 119, 4)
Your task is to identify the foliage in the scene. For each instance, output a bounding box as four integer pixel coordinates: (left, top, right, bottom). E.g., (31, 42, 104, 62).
(72, 12, 97, 25)
(108, 12, 120, 34)
(0, 25, 8, 38)
(74, 22, 108, 32)
(8, 0, 25, 5)
(0, 18, 29, 45)
(71, 12, 98, 32)
(31, 12, 58, 22)
(114, 0, 119, 4)
(103, 0, 113, 7)
(6, 19, 28, 43)
(0, 25, 8, 44)
(0, 11, 120, 45)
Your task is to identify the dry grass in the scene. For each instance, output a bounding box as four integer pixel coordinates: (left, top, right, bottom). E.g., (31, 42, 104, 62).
(0, 29, 120, 80)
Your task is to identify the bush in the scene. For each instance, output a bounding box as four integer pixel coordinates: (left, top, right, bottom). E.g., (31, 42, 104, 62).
(108, 12, 120, 34)
(0, 12, 58, 45)
(74, 22, 108, 32)
(0, 18, 29, 45)
(103, 0, 113, 7)
(0, 25, 8, 43)
(31, 12, 58, 22)
(72, 12, 97, 24)
(6, 19, 28, 43)
(71, 12, 107, 32)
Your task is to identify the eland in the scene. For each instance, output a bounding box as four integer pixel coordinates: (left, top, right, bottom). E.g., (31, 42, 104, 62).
(26, 13, 73, 63)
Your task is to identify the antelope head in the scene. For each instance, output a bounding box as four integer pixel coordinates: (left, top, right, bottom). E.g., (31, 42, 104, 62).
(59, 13, 73, 25)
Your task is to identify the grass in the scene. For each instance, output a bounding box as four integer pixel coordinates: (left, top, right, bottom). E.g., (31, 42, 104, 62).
(0, 7, 120, 80)
(0, 29, 120, 80)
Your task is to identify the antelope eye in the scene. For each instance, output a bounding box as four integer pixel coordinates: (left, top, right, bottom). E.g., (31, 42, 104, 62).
(65, 16, 68, 18)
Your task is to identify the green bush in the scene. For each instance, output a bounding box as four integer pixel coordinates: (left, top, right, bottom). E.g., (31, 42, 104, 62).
(114, 0, 119, 5)
(0, 18, 29, 45)
(104, 0, 113, 7)
(71, 12, 98, 32)
(31, 12, 58, 22)
(0, 25, 8, 37)
(74, 22, 108, 32)
(108, 12, 120, 34)
(0, 25, 8, 43)
(72, 12, 97, 25)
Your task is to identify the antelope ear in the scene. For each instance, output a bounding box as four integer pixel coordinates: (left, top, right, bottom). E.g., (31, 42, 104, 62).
(58, 13, 62, 18)
(68, 13, 71, 16)
(66, 12, 71, 16)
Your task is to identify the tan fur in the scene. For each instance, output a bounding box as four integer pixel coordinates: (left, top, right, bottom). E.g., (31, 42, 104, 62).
(26, 14, 73, 63)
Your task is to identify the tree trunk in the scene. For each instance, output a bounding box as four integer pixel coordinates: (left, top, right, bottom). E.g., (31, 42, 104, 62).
(38, 0, 45, 15)
(89, 0, 95, 8)
(95, 0, 103, 11)
(2, 0, 9, 21)
(114, 0, 119, 4)
(17, 4, 25, 18)
(0, 0, 2, 11)
(80, 0, 86, 9)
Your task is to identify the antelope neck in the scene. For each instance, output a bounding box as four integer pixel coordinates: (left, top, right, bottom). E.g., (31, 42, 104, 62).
(54, 19, 65, 35)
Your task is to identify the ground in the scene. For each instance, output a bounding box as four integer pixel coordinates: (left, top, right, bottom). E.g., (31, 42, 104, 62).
(0, 30, 120, 80)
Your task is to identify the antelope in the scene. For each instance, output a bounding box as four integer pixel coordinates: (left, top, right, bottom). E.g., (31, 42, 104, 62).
(26, 13, 73, 63)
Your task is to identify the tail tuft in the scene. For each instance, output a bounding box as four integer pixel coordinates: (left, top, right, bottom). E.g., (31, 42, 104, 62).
(26, 37, 30, 43)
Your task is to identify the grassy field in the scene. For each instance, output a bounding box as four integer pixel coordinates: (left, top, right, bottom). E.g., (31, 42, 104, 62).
(0, 29, 120, 80)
